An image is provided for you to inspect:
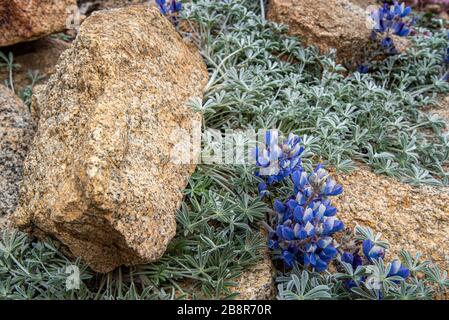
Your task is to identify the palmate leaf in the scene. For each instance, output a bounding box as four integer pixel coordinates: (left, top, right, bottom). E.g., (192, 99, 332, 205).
(386, 281, 430, 300)
(354, 225, 390, 249)
(399, 250, 431, 274)
(350, 285, 382, 300)
(278, 271, 332, 300)
(423, 265, 449, 289)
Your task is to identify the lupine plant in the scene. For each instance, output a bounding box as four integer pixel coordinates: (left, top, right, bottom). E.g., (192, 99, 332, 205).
(254, 132, 344, 272)
(267, 165, 345, 272)
(338, 227, 410, 296)
(358, 1, 415, 73)
(255, 134, 448, 299)
(254, 131, 304, 190)
(277, 226, 449, 300)
(372, 2, 414, 47)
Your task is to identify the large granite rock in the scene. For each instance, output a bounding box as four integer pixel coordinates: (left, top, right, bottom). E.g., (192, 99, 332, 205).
(0, 37, 70, 93)
(0, 85, 35, 217)
(78, 0, 147, 15)
(0, 0, 77, 47)
(349, 0, 377, 8)
(0, 215, 9, 232)
(267, 0, 406, 66)
(335, 168, 449, 271)
(13, 5, 208, 273)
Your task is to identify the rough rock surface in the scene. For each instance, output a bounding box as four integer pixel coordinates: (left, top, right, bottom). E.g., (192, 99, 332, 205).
(0, 215, 8, 231)
(0, 0, 76, 47)
(267, 0, 406, 66)
(335, 168, 449, 271)
(30, 85, 46, 126)
(79, 0, 147, 15)
(13, 5, 208, 273)
(230, 253, 276, 300)
(0, 85, 35, 217)
(349, 0, 377, 9)
(432, 95, 449, 125)
(0, 38, 70, 92)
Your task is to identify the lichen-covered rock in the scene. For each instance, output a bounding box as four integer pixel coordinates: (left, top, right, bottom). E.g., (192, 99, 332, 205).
(12, 5, 208, 273)
(267, 0, 406, 66)
(0, 38, 70, 93)
(335, 168, 449, 271)
(0, 0, 76, 47)
(0, 85, 35, 217)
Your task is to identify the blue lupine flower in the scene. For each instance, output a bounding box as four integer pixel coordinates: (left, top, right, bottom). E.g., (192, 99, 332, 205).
(258, 182, 269, 198)
(387, 259, 410, 279)
(264, 162, 343, 271)
(274, 199, 286, 215)
(254, 132, 344, 272)
(277, 224, 295, 241)
(155, 0, 183, 24)
(321, 178, 343, 197)
(282, 250, 295, 268)
(268, 231, 279, 250)
(292, 169, 308, 190)
(339, 237, 410, 293)
(393, 1, 411, 18)
(342, 252, 363, 270)
(156, 0, 168, 15)
(341, 252, 364, 289)
(169, 0, 182, 13)
(393, 22, 410, 37)
(381, 37, 394, 49)
(357, 64, 370, 74)
(254, 131, 304, 188)
(362, 239, 385, 261)
(370, 2, 414, 55)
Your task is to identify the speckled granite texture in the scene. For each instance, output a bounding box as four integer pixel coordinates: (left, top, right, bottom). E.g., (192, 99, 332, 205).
(12, 5, 208, 273)
(0, 85, 35, 219)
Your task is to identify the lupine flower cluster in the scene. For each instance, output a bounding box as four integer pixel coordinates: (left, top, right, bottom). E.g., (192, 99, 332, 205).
(358, 2, 415, 73)
(155, 0, 182, 24)
(254, 132, 344, 272)
(341, 239, 410, 290)
(371, 2, 414, 50)
(254, 131, 304, 197)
